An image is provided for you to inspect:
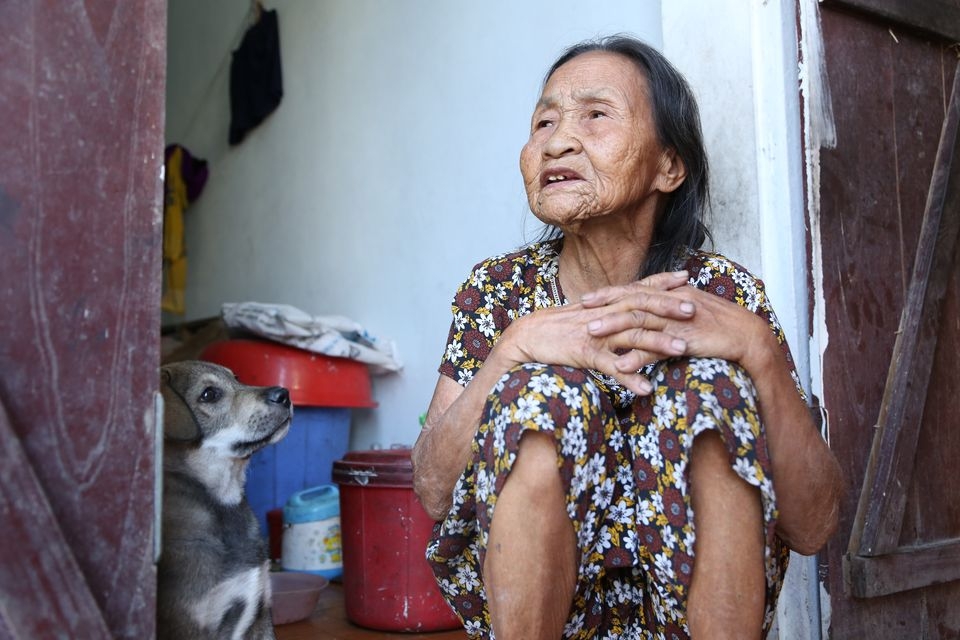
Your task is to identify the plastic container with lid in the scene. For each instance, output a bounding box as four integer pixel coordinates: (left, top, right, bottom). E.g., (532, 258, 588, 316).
(332, 448, 461, 632)
(281, 484, 342, 580)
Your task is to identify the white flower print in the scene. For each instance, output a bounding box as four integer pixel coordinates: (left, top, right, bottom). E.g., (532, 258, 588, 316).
(690, 412, 716, 436)
(653, 552, 675, 583)
(638, 430, 663, 470)
(475, 468, 491, 504)
(638, 499, 655, 526)
(464, 619, 484, 636)
(690, 358, 720, 380)
(477, 312, 496, 338)
(609, 499, 635, 524)
(609, 428, 625, 452)
(733, 457, 760, 485)
(731, 414, 754, 443)
(513, 395, 540, 422)
(533, 411, 556, 431)
(530, 373, 561, 397)
(445, 339, 464, 364)
(561, 384, 582, 409)
(650, 491, 664, 516)
(615, 462, 634, 489)
(595, 525, 614, 553)
(592, 477, 615, 510)
(563, 611, 586, 636)
(512, 263, 524, 286)
(534, 286, 550, 308)
(561, 417, 587, 459)
(516, 297, 532, 316)
(653, 393, 675, 426)
(699, 390, 721, 418)
(470, 266, 488, 288)
(671, 460, 687, 494)
(455, 564, 481, 592)
(492, 423, 506, 457)
(661, 525, 678, 551)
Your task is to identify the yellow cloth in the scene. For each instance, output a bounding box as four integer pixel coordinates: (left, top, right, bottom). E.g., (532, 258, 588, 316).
(162, 147, 190, 314)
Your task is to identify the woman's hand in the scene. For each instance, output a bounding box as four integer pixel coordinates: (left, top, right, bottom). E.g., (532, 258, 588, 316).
(581, 284, 770, 374)
(499, 271, 698, 396)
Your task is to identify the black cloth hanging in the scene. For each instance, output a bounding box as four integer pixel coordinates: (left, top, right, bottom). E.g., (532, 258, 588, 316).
(229, 8, 283, 145)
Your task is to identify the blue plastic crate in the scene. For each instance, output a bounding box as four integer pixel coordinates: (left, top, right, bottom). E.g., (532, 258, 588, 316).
(245, 406, 351, 534)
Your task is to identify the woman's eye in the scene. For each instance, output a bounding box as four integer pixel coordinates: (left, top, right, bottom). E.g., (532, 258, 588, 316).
(589, 110, 606, 119)
(198, 387, 223, 403)
(536, 119, 554, 129)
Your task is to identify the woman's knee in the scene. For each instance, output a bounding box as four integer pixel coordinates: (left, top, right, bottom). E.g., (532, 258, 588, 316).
(484, 363, 603, 437)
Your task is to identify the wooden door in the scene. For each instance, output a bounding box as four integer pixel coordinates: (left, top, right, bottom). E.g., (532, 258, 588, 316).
(816, 1, 960, 637)
(0, 2, 166, 638)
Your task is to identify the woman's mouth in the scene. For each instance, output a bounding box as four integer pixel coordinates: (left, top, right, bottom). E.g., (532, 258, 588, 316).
(541, 169, 584, 188)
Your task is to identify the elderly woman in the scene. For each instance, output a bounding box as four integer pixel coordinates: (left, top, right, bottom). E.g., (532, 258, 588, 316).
(412, 35, 842, 640)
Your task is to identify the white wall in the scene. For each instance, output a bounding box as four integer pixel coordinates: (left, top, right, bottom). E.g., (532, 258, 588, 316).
(166, 1, 662, 450)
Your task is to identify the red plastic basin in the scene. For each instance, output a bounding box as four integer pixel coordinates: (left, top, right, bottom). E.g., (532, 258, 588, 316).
(201, 339, 376, 408)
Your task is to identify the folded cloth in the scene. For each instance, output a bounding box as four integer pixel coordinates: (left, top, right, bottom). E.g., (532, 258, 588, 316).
(221, 302, 402, 374)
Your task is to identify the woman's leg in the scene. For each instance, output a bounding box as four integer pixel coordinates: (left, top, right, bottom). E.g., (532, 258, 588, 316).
(484, 430, 578, 640)
(686, 430, 765, 640)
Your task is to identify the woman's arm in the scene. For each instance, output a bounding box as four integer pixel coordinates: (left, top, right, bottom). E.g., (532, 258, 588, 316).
(412, 271, 695, 520)
(584, 284, 843, 554)
(412, 345, 520, 520)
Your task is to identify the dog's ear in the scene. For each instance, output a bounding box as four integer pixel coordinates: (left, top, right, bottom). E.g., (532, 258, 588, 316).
(160, 367, 201, 442)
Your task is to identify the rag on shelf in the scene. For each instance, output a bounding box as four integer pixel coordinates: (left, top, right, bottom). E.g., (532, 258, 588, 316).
(221, 302, 403, 375)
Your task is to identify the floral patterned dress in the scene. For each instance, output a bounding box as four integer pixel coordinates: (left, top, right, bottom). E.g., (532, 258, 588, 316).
(428, 241, 801, 639)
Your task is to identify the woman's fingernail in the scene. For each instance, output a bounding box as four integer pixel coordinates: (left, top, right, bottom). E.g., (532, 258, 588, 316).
(673, 270, 689, 278)
(671, 338, 686, 352)
(581, 292, 596, 302)
(638, 380, 653, 394)
(680, 301, 695, 314)
(588, 319, 602, 331)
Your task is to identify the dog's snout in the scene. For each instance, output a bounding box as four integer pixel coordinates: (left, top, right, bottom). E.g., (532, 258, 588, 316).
(265, 386, 290, 408)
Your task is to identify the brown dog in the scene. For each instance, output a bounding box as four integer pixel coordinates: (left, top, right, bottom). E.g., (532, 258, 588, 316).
(157, 361, 292, 640)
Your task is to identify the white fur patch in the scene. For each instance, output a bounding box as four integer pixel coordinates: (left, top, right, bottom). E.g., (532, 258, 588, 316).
(190, 562, 270, 640)
(186, 440, 248, 505)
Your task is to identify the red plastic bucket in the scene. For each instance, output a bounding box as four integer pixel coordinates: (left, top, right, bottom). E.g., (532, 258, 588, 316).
(332, 448, 461, 632)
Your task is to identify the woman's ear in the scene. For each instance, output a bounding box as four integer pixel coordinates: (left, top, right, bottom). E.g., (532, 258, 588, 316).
(655, 148, 687, 194)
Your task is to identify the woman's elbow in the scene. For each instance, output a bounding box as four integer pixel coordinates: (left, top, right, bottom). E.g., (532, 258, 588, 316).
(786, 501, 840, 556)
(411, 451, 450, 521)
(413, 477, 450, 521)
(783, 475, 843, 555)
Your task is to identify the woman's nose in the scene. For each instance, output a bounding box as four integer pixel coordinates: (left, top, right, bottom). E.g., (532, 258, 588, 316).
(542, 120, 581, 158)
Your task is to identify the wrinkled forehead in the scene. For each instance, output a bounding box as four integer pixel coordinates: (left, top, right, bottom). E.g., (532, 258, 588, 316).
(538, 50, 651, 107)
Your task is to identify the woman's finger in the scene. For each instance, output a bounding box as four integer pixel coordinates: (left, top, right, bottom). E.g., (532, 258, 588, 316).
(585, 292, 695, 336)
(580, 270, 689, 307)
(601, 325, 687, 358)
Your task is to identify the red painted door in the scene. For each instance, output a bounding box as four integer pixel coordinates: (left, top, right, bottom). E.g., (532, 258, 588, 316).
(816, 1, 960, 637)
(0, 2, 166, 638)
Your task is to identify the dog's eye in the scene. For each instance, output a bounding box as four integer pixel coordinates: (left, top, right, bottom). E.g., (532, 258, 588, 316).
(198, 387, 223, 403)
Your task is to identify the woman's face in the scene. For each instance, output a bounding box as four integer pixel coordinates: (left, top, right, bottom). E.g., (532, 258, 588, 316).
(520, 51, 683, 230)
